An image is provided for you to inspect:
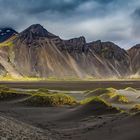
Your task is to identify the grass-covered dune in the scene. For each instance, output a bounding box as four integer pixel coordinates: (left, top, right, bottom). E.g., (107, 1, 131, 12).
(85, 88, 129, 104)
(102, 92, 129, 104)
(0, 85, 30, 100)
(79, 97, 120, 114)
(20, 93, 77, 106)
(0, 85, 136, 113)
(0, 85, 77, 106)
(124, 87, 137, 92)
(110, 95, 129, 104)
(85, 88, 116, 97)
(131, 104, 140, 112)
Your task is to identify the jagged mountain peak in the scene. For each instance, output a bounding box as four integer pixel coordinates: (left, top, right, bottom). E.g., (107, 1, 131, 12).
(0, 27, 18, 43)
(129, 44, 140, 50)
(66, 36, 86, 44)
(19, 24, 58, 43)
(23, 24, 48, 36)
(87, 40, 128, 62)
(88, 40, 123, 51)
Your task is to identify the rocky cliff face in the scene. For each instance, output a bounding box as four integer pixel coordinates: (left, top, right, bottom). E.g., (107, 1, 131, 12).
(0, 24, 139, 79)
(128, 45, 140, 76)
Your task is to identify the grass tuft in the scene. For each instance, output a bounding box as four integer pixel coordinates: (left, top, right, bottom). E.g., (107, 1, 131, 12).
(115, 95, 129, 104)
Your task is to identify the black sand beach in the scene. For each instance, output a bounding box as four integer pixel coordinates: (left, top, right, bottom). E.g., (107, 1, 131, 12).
(0, 81, 140, 140)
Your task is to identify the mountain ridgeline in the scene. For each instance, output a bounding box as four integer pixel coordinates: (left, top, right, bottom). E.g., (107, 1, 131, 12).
(0, 24, 139, 79)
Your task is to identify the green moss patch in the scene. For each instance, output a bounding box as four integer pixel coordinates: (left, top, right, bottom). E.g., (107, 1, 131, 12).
(102, 92, 129, 104)
(114, 95, 129, 104)
(0, 41, 13, 47)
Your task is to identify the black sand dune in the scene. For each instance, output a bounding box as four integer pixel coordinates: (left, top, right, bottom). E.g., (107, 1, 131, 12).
(0, 84, 140, 140)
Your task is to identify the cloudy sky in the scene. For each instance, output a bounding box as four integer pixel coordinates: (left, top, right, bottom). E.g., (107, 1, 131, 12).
(0, 0, 140, 48)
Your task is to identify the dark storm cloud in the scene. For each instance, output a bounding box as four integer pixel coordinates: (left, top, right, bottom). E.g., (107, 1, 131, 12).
(133, 8, 140, 18)
(0, 0, 98, 28)
(0, 0, 140, 48)
(131, 7, 140, 38)
(0, 0, 115, 16)
(0, 0, 87, 14)
(0, 0, 115, 13)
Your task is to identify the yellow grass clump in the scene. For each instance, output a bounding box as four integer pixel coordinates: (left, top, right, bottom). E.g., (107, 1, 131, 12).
(21, 93, 77, 106)
(131, 104, 140, 112)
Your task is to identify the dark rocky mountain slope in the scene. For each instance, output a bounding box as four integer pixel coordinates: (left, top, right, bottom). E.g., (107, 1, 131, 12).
(0, 28, 17, 43)
(128, 45, 140, 77)
(0, 24, 139, 79)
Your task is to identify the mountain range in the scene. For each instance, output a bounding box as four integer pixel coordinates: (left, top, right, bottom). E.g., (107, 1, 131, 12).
(0, 24, 139, 79)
